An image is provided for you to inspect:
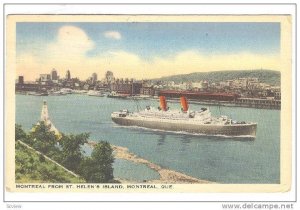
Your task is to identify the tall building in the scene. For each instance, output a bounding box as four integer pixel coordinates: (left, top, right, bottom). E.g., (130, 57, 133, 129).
(66, 70, 71, 80)
(51, 68, 58, 80)
(18, 76, 24, 84)
(39, 74, 51, 85)
(40, 74, 51, 82)
(105, 71, 114, 84)
(92, 73, 98, 83)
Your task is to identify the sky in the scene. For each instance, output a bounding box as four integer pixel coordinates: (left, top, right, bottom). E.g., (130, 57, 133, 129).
(16, 22, 280, 81)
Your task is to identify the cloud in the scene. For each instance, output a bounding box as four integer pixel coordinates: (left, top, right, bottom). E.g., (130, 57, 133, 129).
(103, 31, 122, 40)
(16, 25, 96, 81)
(16, 26, 280, 81)
(46, 25, 95, 60)
(65, 49, 281, 80)
(17, 50, 281, 81)
(16, 53, 44, 80)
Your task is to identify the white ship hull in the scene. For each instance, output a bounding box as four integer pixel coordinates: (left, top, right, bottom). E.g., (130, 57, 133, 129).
(87, 90, 104, 97)
(111, 116, 257, 137)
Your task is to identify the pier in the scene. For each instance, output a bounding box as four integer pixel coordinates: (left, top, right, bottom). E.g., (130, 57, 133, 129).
(155, 97, 281, 110)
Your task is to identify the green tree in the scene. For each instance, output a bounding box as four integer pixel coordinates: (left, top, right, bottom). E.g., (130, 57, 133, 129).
(60, 133, 89, 172)
(29, 121, 58, 154)
(79, 141, 114, 183)
(15, 124, 26, 141)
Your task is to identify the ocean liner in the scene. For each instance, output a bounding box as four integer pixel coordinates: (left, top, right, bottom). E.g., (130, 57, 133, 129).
(111, 96, 257, 137)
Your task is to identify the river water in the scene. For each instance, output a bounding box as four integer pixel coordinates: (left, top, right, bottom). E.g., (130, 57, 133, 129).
(16, 94, 280, 183)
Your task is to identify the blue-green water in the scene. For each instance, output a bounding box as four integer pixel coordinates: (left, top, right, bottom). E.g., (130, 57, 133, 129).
(81, 143, 160, 181)
(113, 159, 160, 182)
(16, 94, 280, 183)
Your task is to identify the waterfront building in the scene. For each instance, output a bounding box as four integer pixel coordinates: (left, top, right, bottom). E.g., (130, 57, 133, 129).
(15, 83, 40, 92)
(39, 74, 52, 85)
(83, 84, 90, 90)
(105, 71, 115, 84)
(202, 81, 209, 90)
(132, 82, 143, 95)
(110, 79, 142, 95)
(65, 70, 71, 80)
(140, 86, 155, 96)
(170, 82, 184, 90)
(190, 82, 202, 91)
(18, 76, 24, 84)
(274, 91, 281, 100)
(51, 68, 58, 80)
(238, 78, 248, 89)
(63, 80, 75, 89)
(236, 98, 280, 109)
(159, 90, 239, 101)
(92, 73, 98, 84)
(191, 82, 202, 89)
(40, 74, 51, 81)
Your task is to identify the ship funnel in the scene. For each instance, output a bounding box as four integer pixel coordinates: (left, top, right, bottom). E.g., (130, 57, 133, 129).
(180, 96, 189, 112)
(159, 96, 167, 111)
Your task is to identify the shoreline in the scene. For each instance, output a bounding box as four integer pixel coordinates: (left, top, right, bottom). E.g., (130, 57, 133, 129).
(16, 92, 280, 110)
(88, 141, 214, 184)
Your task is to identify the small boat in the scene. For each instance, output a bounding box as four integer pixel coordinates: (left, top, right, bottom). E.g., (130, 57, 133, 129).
(28, 91, 48, 96)
(60, 88, 73, 94)
(129, 94, 151, 100)
(87, 90, 105, 97)
(48, 90, 67, 96)
(73, 90, 88, 94)
(107, 91, 129, 99)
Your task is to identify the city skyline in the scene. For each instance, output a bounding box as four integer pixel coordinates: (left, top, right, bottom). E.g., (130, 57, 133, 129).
(16, 22, 280, 81)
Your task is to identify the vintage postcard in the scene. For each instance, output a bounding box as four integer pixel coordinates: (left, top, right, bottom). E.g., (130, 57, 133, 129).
(5, 14, 292, 194)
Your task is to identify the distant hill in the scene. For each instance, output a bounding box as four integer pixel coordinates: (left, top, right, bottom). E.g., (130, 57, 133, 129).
(155, 70, 280, 86)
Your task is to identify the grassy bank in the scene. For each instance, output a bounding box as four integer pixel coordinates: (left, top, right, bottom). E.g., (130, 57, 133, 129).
(15, 141, 85, 183)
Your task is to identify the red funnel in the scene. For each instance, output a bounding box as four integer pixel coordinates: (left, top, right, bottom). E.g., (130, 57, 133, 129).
(159, 96, 167, 111)
(180, 96, 189, 112)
